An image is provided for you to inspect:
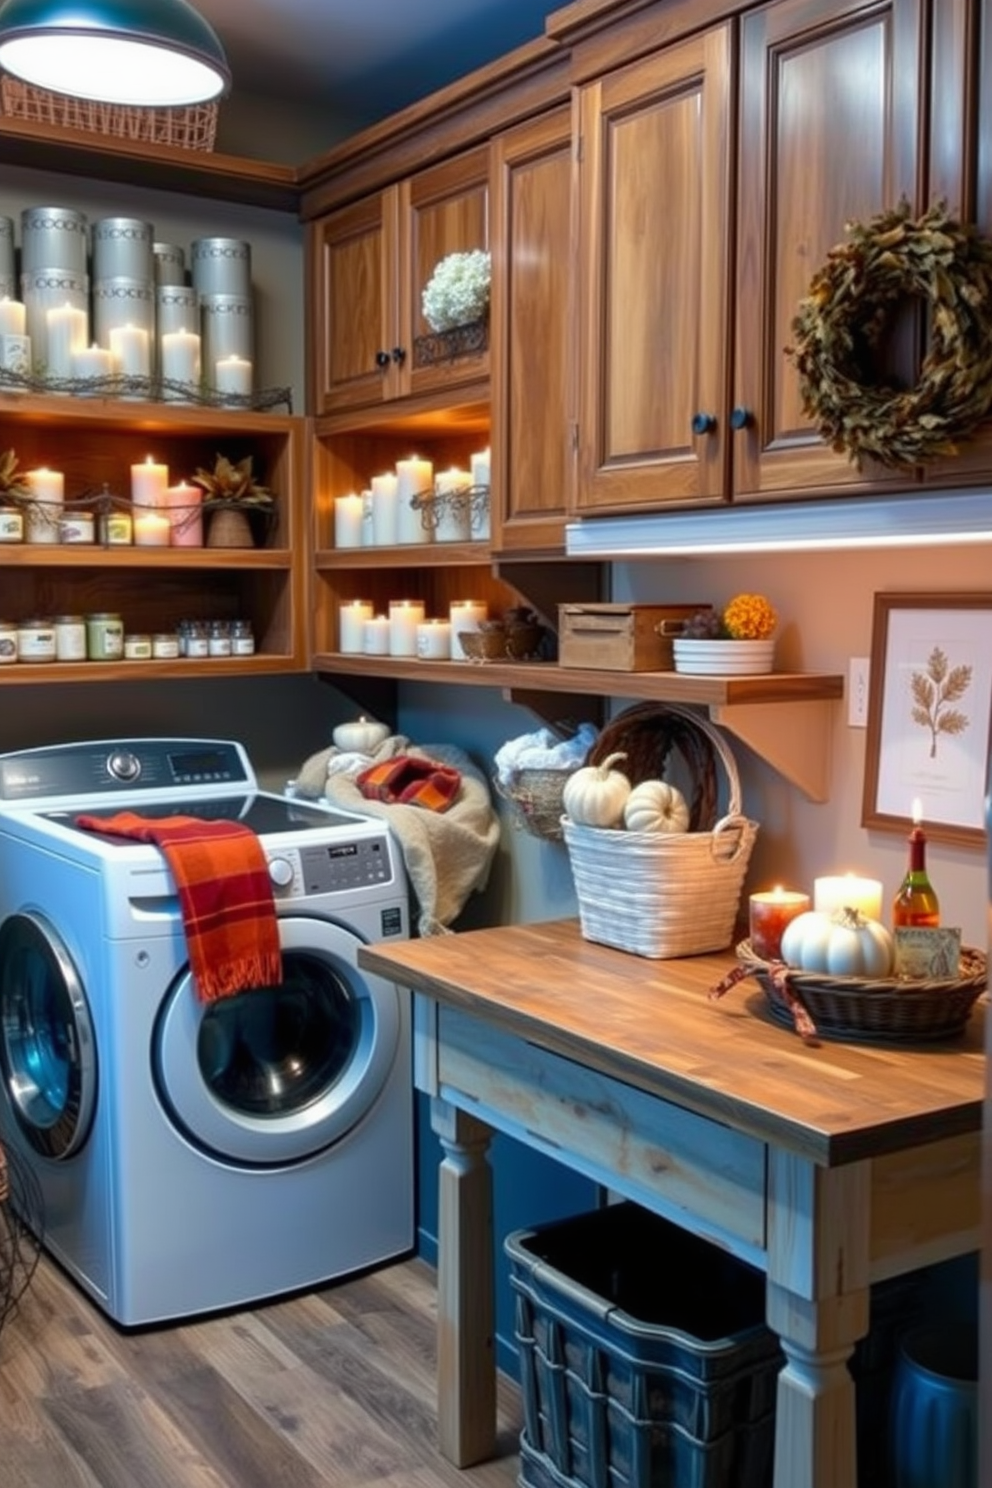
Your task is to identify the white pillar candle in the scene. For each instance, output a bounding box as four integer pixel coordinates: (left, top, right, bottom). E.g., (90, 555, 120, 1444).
(388, 598, 426, 657)
(416, 619, 453, 659)
(449, 599, 489, 660)
(363, 615, 391, 655)
(71, 343, 113, 395)
(334, 493, 364, 548)
(395, 456, 434, 544)
(470, 445, 491, 538)
(46, 302, 88, 380)
(110, 322, 151, 379)
(338, 599, 373, 654)
(370, 472, 398, 546)
(165, 481, 203, 547)
(470, 447, 491, 488)
(360, 488, 374, 546)
(24, 466, 64, 544)
(215, 354, 253, 396)
(434, 467, 472, 542)
(133, 509, 172, 546)
(160, 328, 201, 395)
(813, 874, 884, 923)
(0, 297, 26, 337)
(131, 457, 169, 507)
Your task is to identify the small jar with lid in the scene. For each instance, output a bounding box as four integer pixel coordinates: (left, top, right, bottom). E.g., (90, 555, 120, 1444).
(0, 507, 24, 544)
(208, 619, 233, 657)
(86, 612, 124, 661)
(59, 510, 95, 544)
(230, 618, 255, 657)
(152, 631, 180, 660)
(124, 633, 153, 661)
(17, 618, 56, 663)
(53, 614, 87, 662)
(0, 619, 17, 664)
(183, 619, 209, 658)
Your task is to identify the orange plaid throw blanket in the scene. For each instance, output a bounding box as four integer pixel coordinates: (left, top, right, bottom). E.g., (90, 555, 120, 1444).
(356, 754, 461, 812)
(76, 811, 282, 1002)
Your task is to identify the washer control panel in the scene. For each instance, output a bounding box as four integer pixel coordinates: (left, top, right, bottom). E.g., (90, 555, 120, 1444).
(266, 836, 393, 898)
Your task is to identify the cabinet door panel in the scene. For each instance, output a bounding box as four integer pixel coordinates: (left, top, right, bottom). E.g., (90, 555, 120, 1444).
(576, 26, 732, 513)
(491, 106, 574, 552)
(311, 192, 399, 413)
(734, 0, 924, 498)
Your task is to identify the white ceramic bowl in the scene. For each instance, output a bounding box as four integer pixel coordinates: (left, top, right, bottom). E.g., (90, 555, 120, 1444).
(672, 638, 775, 675)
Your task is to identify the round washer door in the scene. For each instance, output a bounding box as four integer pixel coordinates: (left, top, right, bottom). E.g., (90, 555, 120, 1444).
(0, 912, 97, 1160)
(154, 914, 403, 1167)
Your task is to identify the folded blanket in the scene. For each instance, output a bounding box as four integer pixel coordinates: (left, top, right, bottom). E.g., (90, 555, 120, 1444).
(75, 811, 282, 1002)
(357, 754, 461, 811)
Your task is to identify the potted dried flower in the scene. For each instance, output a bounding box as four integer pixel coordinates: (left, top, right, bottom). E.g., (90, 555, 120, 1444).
(672, 593, 779, 675)
(192, 454, 274, 548)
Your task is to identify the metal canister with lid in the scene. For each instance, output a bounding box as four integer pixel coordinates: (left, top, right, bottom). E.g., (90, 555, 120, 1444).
(86, 611, 124, 661)
(53, 614, 87, 661)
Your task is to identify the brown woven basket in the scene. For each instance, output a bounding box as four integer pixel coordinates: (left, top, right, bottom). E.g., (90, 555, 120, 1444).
(586, 700, 718, 830)
(735, 939, 987, 1043)
(1, 77, 218, 151)
(494, 766, 575, 841)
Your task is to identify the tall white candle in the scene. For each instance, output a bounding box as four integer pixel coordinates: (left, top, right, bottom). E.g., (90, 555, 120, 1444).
(110, 322, 151, 379)
(416, 619, 453, 659)
(133, 509, 172, 547)
(131, 456, 169, 507)
(363, 615, 390, 656)
(389, 599, 426, 657)
(470, 445, 491, 538)
(24, 466, 64, 544)
(449, 599, 488, 660)
(334, 493, 364, 548)
(813, 874, 884, 922)
(165, 481, 203, 547)
(338, 599, 373, 654)
(215, 354, 253, 396)
(370, 472, 399, 546)
(0, 297, 26, 337)
(46, 302, 88, 380)
(434, 466, 472, 542)
(395, 456, 434, 544)
(160, 327, 201, 395)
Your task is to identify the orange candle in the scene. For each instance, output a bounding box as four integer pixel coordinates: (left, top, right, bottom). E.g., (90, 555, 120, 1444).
(749, 887, 811, 961)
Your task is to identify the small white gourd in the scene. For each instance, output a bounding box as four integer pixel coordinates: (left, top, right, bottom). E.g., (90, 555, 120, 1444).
(622, 779, 690, 835)
(562, 751, 631, 828)
(780, 907, 894, 978)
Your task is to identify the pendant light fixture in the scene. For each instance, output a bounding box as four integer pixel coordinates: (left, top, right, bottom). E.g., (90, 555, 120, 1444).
(0, 0, 231, 107)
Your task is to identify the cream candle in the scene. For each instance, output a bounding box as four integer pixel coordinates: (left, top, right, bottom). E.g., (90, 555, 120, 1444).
(449, 599, 488, 660)
(370, 472, 399, 546)
(24, 466, 64, 544)
(416, 619, 453, 659)
(334, 493, 364, 548)
(813, 874, 884, 922)
(332, 717, 390, 752)
(338, 599, 373, 654)
(71, 343, 113, 389)
(165, 481, 203, 547)
(469, 445, 491, 538)
(388, 598, 426, 657)
(363, 615, 391, 655)
(395, 456, 434, 544)
(0, 297, 26, 337)
(434, 467, 472, 542)
(749, 888, 811, 961)
(131, 456, 169, 507)
(160, 328, 201, 396)
(215, 354, 253, 396)
(46, 302, 88, 380)
(110, 322, 151, 379)
(133, 509, 172, 546)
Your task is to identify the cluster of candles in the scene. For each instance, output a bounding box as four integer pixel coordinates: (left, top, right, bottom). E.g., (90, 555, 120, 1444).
(338, 598, 488, 660)
(14, 456, 205, 548)
(333, 448, 490, 549)
(0, 296, 252, 399)
(748, 873, 885, 961)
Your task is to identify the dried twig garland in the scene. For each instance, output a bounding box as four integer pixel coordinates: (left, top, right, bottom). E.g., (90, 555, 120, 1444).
(787, 201, 992, 469)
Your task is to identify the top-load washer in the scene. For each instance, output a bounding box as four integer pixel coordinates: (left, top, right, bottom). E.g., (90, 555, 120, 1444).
(0, 737, 413, 1325)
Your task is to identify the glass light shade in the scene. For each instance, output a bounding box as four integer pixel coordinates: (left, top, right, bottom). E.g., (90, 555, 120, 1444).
(0, 0, 230, 106)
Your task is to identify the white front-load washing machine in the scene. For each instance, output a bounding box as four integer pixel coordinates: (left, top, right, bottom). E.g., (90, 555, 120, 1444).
(0, 737, 413, 1325)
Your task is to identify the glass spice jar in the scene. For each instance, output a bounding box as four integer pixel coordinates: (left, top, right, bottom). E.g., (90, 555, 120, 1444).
(86, 612, 124, 661)
(208, 619, 232, 657)
(17, 618, 56, 662)
(152, 632, 180, 660)
(53, 614, 87, 662)
(230, 618, 255, 656)
(124, 633, 152, 661)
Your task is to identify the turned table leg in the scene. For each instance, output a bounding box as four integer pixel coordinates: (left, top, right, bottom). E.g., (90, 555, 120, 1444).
(431, 1095, 496, 1467)
(766, 1151, 872, 1488)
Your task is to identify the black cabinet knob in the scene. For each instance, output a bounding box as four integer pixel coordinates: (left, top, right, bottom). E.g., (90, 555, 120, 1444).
(691, 412, 716, 435)
(730, 406, 752, 430)
(391, 346, 407, 365)
(375, 350, 390, 368)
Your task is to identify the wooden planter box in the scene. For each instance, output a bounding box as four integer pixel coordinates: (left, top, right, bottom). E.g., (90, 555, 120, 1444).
(558, 603, 708, 672)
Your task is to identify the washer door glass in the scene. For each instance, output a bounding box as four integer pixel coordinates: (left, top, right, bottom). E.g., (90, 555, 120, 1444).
(154, 915, 403, 1166)
(0, 912, 97, 1160)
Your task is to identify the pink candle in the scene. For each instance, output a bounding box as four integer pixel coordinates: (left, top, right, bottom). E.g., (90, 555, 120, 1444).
(165, 481, 203, 547)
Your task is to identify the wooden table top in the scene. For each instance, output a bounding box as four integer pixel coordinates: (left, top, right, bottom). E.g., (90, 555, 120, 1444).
(359, 917, 987, 1166)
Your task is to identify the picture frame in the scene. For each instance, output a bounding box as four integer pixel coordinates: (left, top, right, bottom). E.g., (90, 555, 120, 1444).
(862, 592, 992, 847)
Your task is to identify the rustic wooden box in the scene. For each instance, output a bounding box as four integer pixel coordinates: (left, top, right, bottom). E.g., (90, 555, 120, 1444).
(558, 603, 707, 671)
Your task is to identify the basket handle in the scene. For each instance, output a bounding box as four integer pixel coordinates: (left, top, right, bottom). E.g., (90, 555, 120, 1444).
(709, 813, 753, 863)
(656, 703, 743, 817)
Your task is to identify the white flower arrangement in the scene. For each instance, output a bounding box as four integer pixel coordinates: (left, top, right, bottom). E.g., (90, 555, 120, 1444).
(421, 249, 491, 333)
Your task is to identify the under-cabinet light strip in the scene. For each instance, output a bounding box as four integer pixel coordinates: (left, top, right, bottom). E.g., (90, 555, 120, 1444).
(565, 489, 992, 557)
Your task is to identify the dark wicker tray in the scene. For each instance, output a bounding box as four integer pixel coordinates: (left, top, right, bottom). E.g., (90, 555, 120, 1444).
(733, 940, 987, 1044)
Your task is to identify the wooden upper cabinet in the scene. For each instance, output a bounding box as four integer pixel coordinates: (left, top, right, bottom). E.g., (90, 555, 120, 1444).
(310, 146, 490, 415)
(733, 0, 926, 501)
(574, 24, 734, 515)
(490, 105, 575, 553)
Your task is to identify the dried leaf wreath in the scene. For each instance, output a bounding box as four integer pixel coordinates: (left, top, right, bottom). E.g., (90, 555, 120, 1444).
(787, 201, 992, 469)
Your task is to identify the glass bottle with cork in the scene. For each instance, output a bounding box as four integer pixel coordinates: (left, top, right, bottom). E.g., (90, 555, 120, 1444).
(891, 797, 940, 927)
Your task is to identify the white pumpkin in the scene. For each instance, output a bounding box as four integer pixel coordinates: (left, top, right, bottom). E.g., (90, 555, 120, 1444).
(622, 779, 690, 835)
(780, 907, 894, 978)
(562, 751, 631, 828)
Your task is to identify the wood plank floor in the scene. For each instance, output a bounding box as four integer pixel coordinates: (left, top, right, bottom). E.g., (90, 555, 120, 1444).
(0, 1252, 523, 1488)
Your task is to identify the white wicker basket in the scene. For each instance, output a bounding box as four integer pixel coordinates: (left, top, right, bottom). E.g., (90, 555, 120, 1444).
(561, 707, 758, 959)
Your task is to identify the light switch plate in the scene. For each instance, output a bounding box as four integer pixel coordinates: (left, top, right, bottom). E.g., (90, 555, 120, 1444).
(848, 657, 870, 727)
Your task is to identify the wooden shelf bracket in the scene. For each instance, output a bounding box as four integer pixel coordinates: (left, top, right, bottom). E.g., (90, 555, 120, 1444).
(707, 700, 835, 803)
